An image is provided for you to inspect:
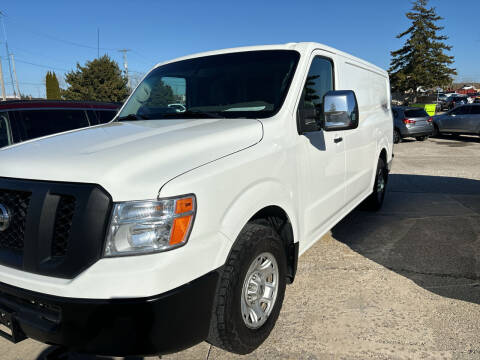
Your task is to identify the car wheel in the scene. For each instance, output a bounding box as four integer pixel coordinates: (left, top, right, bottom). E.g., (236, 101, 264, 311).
(207, 223, 287, 354)
(393, 129, 401, 144)
(361, 157, 388, 211)
(415, 136, 427, 141)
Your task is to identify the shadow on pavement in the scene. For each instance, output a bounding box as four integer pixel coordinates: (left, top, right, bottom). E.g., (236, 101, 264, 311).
(432, 134, 480, 144)
(397, 138, 416, 143)
(332, 174, 480, 304)
(36, 346, 145, 360)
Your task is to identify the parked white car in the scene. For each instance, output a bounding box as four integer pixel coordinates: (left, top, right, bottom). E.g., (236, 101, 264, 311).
(0, 42, 393, 356)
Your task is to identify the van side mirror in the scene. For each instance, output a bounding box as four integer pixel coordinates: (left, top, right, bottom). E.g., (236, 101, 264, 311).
(322, 90, 359, 131)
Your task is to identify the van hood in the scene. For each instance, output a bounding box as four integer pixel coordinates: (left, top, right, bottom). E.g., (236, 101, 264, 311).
(0, 119, 263, 201)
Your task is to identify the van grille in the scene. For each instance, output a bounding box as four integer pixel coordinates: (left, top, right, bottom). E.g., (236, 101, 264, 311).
(0, 189, 31, 252)
(0, 178, 112, 279)
(52, 195, 76, 257)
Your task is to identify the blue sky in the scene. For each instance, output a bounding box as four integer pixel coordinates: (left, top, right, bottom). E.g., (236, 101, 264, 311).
(1, 0, 479, 97)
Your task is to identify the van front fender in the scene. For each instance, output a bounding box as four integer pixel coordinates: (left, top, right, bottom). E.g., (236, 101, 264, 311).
(219, 179, 299, 251)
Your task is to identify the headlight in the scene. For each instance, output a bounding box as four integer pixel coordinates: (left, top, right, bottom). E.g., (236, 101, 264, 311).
(104, 195, 196, 257)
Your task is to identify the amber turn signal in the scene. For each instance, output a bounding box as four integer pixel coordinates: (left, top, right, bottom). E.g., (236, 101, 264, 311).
(170, 215, 193, 245)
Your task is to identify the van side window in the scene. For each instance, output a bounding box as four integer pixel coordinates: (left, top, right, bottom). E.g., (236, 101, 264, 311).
(0, 112, 12, 148)
(298, 57, 334, 131)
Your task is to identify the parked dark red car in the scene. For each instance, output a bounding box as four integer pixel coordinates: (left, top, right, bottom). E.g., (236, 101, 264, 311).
(0, 100, 121, 149)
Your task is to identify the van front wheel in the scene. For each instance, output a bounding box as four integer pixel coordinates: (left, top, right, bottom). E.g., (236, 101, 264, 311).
(207, 223, 287, 354)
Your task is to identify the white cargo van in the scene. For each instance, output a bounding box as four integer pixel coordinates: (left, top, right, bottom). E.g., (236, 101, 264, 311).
(0, 42, 392, 356)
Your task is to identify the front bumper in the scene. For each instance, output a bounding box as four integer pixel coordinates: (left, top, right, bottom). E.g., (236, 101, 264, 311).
(0, 270, 219, 356)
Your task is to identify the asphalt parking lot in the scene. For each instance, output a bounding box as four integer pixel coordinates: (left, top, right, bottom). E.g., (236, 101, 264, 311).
(1, 135, 480, 360)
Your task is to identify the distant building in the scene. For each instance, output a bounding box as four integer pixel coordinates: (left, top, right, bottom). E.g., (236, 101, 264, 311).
(0, 95, 44, 101)
(457, 85, 478, 95)
(0, 95, 21, 101)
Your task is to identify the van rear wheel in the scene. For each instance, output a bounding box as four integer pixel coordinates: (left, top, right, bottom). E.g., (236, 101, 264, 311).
(207, 223, 287, 354)
(361, 157, 388, 211)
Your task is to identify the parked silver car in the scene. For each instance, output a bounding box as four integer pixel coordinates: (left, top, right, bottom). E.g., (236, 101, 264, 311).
(392, 107, 433, 143)
(433, 104, 480, 137)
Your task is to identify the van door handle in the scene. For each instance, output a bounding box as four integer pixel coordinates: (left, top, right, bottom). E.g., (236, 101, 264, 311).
(334, 137, 343, 143)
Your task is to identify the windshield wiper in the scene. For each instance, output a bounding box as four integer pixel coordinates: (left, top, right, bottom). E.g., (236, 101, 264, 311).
(116, 113, 149, 121)
(159, 110, 225, 119)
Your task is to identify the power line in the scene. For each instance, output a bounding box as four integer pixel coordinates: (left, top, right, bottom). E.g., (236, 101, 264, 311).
(0, 10, 153, 91)
(2, 11, 118, 51)
(8, 45, 73, 67)
(130, 50, 156, 66)
(6, 81, 44, 86)
(16, 59, 68, 72)
(1, 57, 68, 72)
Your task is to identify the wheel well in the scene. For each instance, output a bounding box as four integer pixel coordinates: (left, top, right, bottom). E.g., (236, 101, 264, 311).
(250, 206, 298, 284)
(379, 148, 389, 184)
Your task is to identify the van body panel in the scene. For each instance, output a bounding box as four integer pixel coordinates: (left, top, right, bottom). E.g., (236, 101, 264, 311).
(0, 42, 392, 356)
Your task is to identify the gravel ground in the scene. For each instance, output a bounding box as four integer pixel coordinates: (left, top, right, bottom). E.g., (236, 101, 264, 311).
(1, 134, 480, 360)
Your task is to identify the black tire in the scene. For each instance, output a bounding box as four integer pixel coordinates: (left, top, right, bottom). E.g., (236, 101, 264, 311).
(393, 129, 401, 144)
(207, 223, 287, 354)
(415, 136, 427, 141)
(361, 157, 388, 211)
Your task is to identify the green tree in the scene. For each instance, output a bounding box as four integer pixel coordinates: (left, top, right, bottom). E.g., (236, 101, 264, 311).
(304, 75, 320, 103)
(45, 71, 61, 99)
(389, 0, 456, 102)
(144, 80, 176, 107)
(62, 55, 129, 102)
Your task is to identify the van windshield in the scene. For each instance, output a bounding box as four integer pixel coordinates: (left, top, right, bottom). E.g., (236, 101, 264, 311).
(117, 50, 300, 120)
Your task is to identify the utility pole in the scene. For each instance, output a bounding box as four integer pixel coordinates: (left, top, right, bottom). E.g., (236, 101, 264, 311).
(0, 57, 6, 101)
(0, 11, 16, 98)
(118, 49, 131, 89)
(10, 54, 20, 98)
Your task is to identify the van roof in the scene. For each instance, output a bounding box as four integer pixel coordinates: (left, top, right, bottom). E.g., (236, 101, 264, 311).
(153, 42, 387, 77)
